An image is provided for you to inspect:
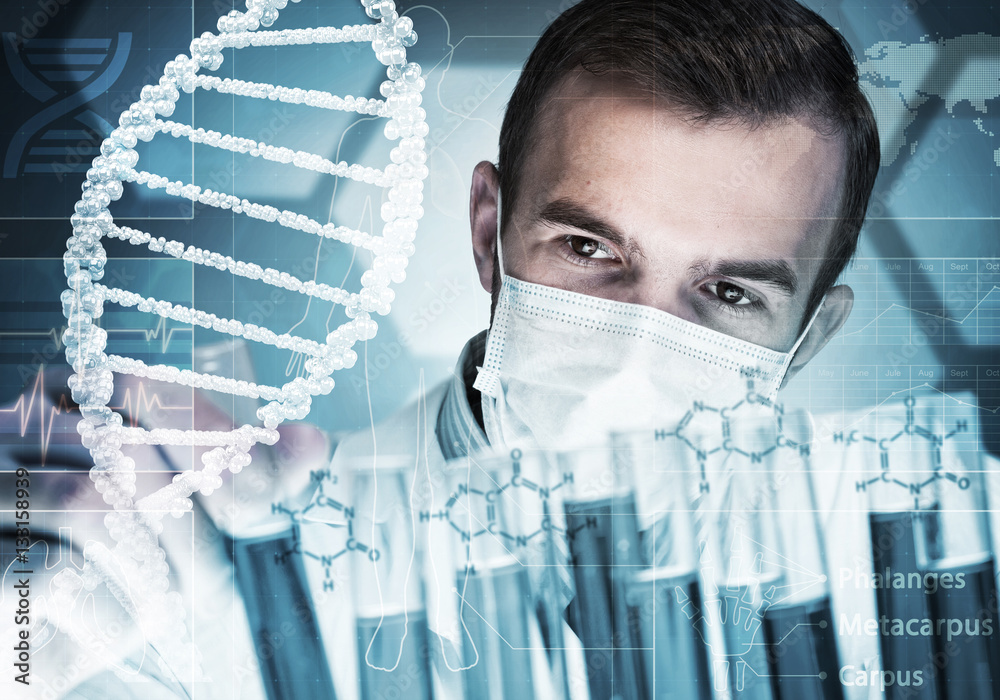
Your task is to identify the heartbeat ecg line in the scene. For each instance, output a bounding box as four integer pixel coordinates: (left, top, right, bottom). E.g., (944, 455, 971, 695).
(0, 326, 64, 348)
(0, 369, 75, 462)
(2, 315, 192, 356)
(112, 382, 194, 427)
(105, 315, 193, 354)
(1, 366, 194, 464)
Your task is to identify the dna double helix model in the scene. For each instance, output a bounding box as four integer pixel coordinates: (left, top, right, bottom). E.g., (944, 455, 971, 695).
(55, 0, 427, 681)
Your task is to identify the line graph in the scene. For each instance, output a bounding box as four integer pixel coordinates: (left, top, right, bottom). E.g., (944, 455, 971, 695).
(841, 285, 1000, 339)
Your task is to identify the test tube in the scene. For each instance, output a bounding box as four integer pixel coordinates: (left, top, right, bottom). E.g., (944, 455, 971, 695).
(697, 409, 842, 700)
(610, 430, 713, 700)
(195, 338, 336, 700)
(557, 445, 647, 700)
(229, 522, 338, 700)
(850, 393, 999, 699)
(758, 411, 842, 700)
(351, 461, 434, 700)
(439, 450, 558, 700)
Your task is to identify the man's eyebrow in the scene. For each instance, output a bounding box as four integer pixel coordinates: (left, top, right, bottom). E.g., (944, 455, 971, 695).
(693, 259, 799, 296)
(537, 198, 642, 258)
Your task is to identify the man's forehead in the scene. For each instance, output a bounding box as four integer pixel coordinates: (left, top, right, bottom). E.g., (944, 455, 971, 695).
(537, 70, 735, 149)
(545, 69, 658, 105)
(522, 71, 846, 231)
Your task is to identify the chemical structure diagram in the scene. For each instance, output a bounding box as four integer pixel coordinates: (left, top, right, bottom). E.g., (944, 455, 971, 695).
(265, 473, 395, 593)
(263, 377, 815, 587)
(625, 378, 830, 693)
(266, 470, 381, 593)
(415, 449, 575, 561)
(835, 395, 973, 508)
(269, 454, 576, 589)
(649, 376, 811, 494)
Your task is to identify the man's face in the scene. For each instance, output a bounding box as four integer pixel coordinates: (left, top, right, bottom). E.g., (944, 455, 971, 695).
(471, 71, 854, 370)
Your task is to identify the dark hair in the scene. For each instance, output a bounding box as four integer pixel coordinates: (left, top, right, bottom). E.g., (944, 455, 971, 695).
(496, 0, 880, 328)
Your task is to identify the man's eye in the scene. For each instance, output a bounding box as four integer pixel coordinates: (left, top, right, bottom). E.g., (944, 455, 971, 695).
(709, 281, 754, 305)
(568, 235, 614, 259)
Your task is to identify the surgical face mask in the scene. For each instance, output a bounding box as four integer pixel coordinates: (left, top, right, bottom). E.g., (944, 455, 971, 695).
(473, 191, 823, 451)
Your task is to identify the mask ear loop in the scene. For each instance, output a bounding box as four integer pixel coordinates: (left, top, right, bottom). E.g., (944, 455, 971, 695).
(474, 187, 505, 399)
(494, 188, 506, 279)
(781, 296, 826, 375)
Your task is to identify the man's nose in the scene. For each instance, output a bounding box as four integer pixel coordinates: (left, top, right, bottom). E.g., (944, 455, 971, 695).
(623, 276, 701, 324)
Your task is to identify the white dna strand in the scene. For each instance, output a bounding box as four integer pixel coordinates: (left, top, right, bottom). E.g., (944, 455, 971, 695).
(54, 0, 427, 682)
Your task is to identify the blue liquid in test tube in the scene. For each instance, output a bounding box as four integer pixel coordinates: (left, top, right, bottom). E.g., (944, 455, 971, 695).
(564, 493, 647, 700)
(455, 558, 536, 699)
(230, 527, 337, 700)
(357, 611, 434, 700)
(351, 461, 435, 700)
(761, 595, 843, 700)
(630, 566, 713, 700)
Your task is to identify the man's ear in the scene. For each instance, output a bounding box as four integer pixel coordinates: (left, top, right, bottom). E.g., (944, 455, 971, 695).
(782, 284, 854, 386)
(470, 160, 500, 293)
